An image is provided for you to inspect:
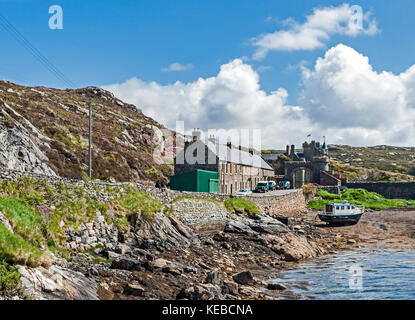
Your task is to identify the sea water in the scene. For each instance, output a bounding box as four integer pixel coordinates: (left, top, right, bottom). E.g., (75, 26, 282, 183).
(270, 248, 415, 300)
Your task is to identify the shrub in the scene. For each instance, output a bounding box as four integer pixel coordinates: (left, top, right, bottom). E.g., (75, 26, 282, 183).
(301, 183, 317, 201)
(0, 260, 21, 293)
(109, 187, 163, 231)
(316, 189, 340, 200)
(224, 198, 261, 216)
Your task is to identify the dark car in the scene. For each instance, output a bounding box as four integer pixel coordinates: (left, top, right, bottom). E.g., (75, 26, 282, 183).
(267, 181, 277, 191)
(254, 181, 269, 193)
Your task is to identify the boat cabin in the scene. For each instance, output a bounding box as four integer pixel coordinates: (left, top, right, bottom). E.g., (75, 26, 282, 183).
(325, 201, 358, 215)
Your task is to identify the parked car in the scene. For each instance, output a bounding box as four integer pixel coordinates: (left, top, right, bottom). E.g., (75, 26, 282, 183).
(278, 180, 290, 189)
(267, 181, 277, 191)
(236, 189, 253, 196)
(254, 181, 269, 193)
(311, 182, 323, 187)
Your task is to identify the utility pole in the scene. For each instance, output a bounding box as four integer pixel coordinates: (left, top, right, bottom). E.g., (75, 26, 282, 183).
(88, 98, 92, 179)
(150, 124, 153, 151)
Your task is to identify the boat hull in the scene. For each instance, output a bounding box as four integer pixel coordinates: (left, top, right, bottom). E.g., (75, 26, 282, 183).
(318, 212, 364, 226)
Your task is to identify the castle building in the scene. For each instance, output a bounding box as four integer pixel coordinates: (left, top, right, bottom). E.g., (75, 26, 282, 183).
(171, 129, 274, 194)
(282, 140, 340, 188)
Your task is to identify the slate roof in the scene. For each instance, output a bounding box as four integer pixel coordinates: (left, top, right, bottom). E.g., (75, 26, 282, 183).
(206, 143, 273, 170)
(261, 153, 280, 161)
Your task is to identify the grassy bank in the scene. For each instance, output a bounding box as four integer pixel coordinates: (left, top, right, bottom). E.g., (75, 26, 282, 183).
(0, 176, 164, 294)
(308, 188, 415, 211)
(224, 198, 261, 216)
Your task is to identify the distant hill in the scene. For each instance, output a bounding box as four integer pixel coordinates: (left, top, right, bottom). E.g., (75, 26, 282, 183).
(262, 144, 415, 182)
(328, 144, 415, 181)
(0, 80, 177, 183)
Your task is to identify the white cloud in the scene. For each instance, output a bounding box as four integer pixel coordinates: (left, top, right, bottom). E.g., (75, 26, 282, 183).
(103, 45, 415, 148)
(251, 3, 379, 59)
(103, 59, 311, 148)
(300, 44, 415, 146)
(162, 62, 194, 72)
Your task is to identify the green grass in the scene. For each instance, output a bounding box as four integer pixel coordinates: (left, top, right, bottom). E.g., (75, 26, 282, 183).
(308, 188, 415, 211)
(0, 260, 21, 292)
(0, 177, 165, 270)
(0, 224, 50, 267)
(0, 197, 45, 247)
(119, 188, 162, 219)
(52, 132, 74, 147)
(114, 188, 162, 230)
(224, 198, 261, 216)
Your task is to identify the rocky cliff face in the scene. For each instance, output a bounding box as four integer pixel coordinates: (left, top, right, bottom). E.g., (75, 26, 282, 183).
(0, 80, 176, 183)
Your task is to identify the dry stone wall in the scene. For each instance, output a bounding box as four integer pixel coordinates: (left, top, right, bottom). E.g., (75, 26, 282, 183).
(0, 170, 307, 249)
(245, 190, 306, 217)
(172, 198, 229, 226)
(65, 212, 119, 251)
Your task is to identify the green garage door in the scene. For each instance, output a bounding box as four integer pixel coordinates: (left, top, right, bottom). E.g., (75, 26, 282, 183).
(208, 179, 219, 193)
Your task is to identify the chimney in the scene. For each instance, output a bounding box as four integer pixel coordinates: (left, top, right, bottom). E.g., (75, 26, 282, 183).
(192, 128, 201, 141)
(208, 135, 216, 145)
(286, 145, 290, 155)
(290, 144, 295, 155)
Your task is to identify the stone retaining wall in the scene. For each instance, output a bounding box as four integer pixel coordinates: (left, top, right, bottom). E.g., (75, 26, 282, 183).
(172, 198, 229, 226)
(65, 212, 119, 251)
(246, 190, 306, 217)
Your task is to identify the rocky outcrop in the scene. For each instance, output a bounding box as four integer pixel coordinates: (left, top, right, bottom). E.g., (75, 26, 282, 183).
(224, 214, 289, 236)
(19, 265, 98, 300)
(0, 211, 13, 232)
(132, 213, 200, 250)
(0, 117, 55, 176)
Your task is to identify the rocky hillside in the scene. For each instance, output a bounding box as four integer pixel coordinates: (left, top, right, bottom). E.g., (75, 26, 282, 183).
(264, 145, 415, 182)
(0, 80, 176, 183)
(328, 145, 415, 182)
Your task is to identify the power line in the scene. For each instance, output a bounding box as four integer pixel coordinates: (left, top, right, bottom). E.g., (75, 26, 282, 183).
(0, 13, 74, 87)
(0, 13, 75, 88)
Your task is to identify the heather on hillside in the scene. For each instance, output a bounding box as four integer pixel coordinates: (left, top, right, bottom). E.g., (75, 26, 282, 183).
(0, 81, 175, 184)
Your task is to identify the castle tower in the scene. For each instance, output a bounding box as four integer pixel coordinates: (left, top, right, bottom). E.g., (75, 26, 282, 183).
(311, 156, 329, 183)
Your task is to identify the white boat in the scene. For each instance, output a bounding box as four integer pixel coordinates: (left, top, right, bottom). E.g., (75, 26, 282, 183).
(318, 200, 364, 226)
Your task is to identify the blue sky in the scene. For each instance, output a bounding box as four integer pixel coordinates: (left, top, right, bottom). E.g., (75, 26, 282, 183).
(0, 1, 412, 94)
(1, 1, 415, 147)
